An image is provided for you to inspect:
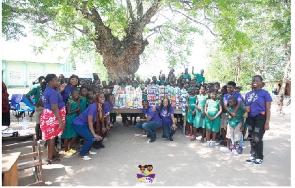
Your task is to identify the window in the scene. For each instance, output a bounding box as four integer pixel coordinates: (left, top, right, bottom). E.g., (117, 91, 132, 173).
(9, 71, 21, 79)
(29, 72, 37, 80)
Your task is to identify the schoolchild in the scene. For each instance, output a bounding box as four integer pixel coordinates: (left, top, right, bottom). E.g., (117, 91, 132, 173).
(204, 90, 222, 148)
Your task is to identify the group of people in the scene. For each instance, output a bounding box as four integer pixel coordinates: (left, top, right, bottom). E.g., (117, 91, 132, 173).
(134, 74, 272, 166)
(4, 67, 272, 166)
(25, 74, 115, 163)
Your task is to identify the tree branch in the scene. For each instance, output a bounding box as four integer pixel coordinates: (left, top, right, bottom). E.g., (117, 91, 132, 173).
(136, 0, 143, 19)
(169, 5, 218, 37)
(126, 0, 136, 22)
(138, 0, 161, 30)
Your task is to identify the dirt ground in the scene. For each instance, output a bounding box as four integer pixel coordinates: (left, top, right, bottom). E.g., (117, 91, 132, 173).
(3, 89, 292, 186)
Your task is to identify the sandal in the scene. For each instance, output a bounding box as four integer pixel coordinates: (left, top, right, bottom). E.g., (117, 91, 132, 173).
(46, 158, 60, 165)
(53, 153, 64, 159)
(190, 137, 196, 141)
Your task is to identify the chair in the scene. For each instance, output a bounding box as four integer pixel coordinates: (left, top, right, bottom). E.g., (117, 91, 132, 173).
(21, 94, 36, 117)
(2, 141, 44, 186)
(9, 94, 24, 121)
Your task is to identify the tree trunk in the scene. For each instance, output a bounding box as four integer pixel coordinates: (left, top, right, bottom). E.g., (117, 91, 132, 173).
(102, 39, 148, 80)
(276, 57, 291, 115)
(83, 2, 160, 81)
(94, 32, 149, 80)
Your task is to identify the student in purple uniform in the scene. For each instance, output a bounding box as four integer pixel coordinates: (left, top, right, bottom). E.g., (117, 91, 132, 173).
(40, 74, 66, 164)
(136, 100, 162, 143)
(223, 81, 243, 121)
(60, 74, 80, 104)
(72, 94, 105, 160)
(93, 94, 115, 149)
(158, 99, 177, 141)
(244, 75, 272, 165)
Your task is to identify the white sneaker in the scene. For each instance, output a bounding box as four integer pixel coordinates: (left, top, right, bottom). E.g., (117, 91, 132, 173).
(196, 135, 202, 140)
(80, 155, 91, 160)
(206, 141, 211, 147)
(223, 147, 231, 153)
(232, 149, 238, 156)
(210, 141, 216, 148)
(89, 151, 97, 155)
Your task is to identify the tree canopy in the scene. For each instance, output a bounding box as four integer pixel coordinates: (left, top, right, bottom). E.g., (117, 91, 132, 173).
(2, 0, 291, 83)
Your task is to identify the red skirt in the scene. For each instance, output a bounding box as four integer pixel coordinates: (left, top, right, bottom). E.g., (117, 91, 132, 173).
(40, 106, 66, 141)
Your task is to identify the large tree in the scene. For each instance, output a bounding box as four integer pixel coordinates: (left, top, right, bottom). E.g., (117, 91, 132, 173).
(3, 0, 251, 80)
(2, 0, 200, 79)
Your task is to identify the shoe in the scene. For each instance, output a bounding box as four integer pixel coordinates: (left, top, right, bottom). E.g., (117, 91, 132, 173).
(206, 141, 211, 147)
(232, 149, 238, 156)
(200, 138, 205, 143)
(219, 140, 226, 146)
(210, 141, 216, 148)
(186, 133, 193, 137)
(79, 155, 91, 160)
(229, 145, 235, 151)
(222, 147, 231, 153)
(149, 136, 156, 143)
(254, 159, 263, 165)
(89, 151, 97, 155)
(98, 141, 105, 148)
(64, 151, 73, 157)
(246, 156, 256, 164)
(237, 147, 243, 154)
(92, 141, 100, 149)
(169, 137, 173, 141)
(69, 149, 77, 154)
(196, 136, 202, 140)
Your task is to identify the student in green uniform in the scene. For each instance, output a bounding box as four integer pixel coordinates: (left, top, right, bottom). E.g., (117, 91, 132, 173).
(185, 87, 197, 138)
(191, 85, 208, 141)
(223, 96, 244, 155)
(79, 86, 87, 114)
(192, 67, 205, 84)
(26, 76, 45, 140)
(181, 68, 191, 84)
(62, 89, 80, 157)
(204, 90, 222, 148)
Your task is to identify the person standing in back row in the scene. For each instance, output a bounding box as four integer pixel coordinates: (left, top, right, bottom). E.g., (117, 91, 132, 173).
(26, 76, 45, 141)
(192, 67, 205, 84)
(244, 75, 272, 166)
